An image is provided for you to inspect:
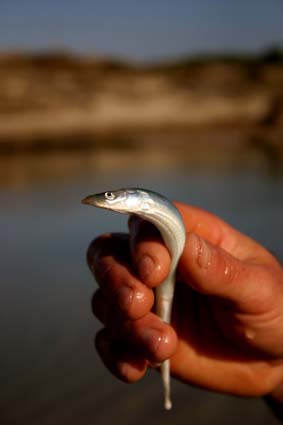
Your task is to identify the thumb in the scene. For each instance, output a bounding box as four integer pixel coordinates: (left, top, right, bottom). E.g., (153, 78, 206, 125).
(179, 232, 271, 314)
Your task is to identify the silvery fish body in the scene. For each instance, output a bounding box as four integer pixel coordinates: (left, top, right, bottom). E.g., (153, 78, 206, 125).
(82, 188, 186, 410)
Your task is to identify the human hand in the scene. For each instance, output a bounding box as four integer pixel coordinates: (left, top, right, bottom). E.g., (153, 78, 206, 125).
(87, 203, 283, 397)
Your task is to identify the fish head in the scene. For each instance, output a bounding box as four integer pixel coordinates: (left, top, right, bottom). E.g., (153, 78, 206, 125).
(82, 188, 151, 214)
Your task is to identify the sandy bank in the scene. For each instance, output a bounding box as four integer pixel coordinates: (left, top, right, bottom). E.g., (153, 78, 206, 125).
(0, 52, 282, 152)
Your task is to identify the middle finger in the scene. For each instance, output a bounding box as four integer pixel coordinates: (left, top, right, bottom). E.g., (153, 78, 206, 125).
(88, 233, 154, 320)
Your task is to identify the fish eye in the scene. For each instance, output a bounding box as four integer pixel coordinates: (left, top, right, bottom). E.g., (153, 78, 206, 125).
(105, 192, 115, 200)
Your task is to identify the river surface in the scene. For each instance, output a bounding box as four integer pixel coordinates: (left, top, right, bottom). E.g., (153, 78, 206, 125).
(0, 149, 282, 425)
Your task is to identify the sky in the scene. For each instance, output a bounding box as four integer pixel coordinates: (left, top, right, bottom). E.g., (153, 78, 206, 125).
(0, 0, 282, 61)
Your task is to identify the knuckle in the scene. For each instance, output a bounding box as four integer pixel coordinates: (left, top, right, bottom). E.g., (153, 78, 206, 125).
(111, 284, 136, 318)
(221, 254, 242, 285)
(93, 256, 115, 284)
(112, 284, 153, 320)
(86, 233, 112, 269)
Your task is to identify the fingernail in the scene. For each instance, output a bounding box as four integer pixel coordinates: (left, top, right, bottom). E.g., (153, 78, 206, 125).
(137, 255, 155, 282)
(189, 233, 212, 269)
(115, 286, 134, 312)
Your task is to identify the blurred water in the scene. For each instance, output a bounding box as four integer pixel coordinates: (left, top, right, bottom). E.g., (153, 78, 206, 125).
(0, 154, 282, 425)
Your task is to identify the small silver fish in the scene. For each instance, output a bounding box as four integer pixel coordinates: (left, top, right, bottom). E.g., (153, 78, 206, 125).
(82, 188, 186, 410)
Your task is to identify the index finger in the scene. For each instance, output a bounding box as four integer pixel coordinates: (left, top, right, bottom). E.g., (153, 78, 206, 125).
(128, 216, 171, 288)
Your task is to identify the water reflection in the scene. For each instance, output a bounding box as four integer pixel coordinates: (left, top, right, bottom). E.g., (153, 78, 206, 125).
(1, 127, 282, 190)
(0, 146, 282, 425)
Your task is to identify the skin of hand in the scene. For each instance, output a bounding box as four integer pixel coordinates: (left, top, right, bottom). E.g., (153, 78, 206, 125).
(87, 203, 283, 398)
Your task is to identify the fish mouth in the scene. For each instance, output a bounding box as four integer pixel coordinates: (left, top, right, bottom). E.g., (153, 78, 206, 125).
(81, 195, 96, 206)
(81, 194, 104, 207)
(82, 193, 116, 211)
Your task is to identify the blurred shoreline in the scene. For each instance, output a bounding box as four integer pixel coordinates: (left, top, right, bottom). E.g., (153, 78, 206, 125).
(0, 52, 282, 136)
(0, 50, 282, 186)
